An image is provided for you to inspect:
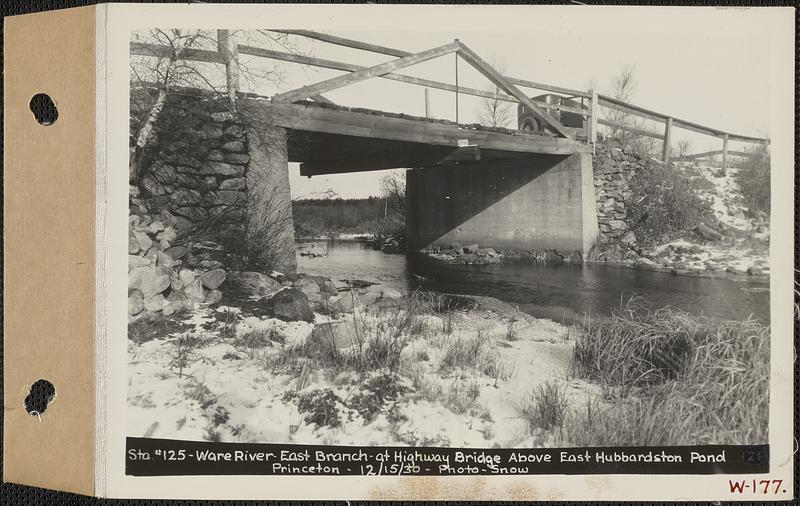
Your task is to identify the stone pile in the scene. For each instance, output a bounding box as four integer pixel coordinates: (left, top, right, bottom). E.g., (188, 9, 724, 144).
(128, 210, 228, 320)
(422, 242, 502, 265)
(298, 242, 328, 258)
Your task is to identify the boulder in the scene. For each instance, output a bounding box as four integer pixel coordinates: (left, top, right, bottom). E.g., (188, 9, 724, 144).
(128, 265, 170, 298)
(159, 210, 178, 228)
(463, 244, 479, 254)
(161, 152, 202, 169)
(267, 288, 314, 322)
(133, 230, 153, 253)
(619, 230, 637, 245)
(693, 223, 722, 241)
(128, 229, 140, 254)
(207, 149, 225, 162)
(221, 140, 245, 153)
(476, 247, 498, 257)
(299, 243, 328, 258)
(747, 266, 763, 276)
(218, 177, 247, 190)
(205, 289, 223, 305)
(144, 220, 166, 234)
(129, 255, 151, 270)
(150, 161, 178, 185)
(201, 268, 227, 290)
(166, 289, 189, 311)
(378, 287, 402, 300)
(165, 245, 190, 259)
(184, 277, 206, 302)
(329, 294, 356, 313)
(320, 279, 338, 297)
(140, 175, 168, 197)
(128, 289, 145, 316)
(311, 320, 360, 349)
(179, 269, 196, 287)
(198, 124, 224, 140)
(156, 251, 175, 268)
(200, 161, 243, 177)
(170, 188, 203, 206)
(144, 293, 168, 312)
(294, 277, 322, 302)
(143, 247, 159, 264)
(156, 226, 177, 245)
(169, 270, 183, 291)
(226, 271, 283, 298)
(634, 257, 660, 271)
(223, 153, 250, 165)
(223, 124, 244, 138)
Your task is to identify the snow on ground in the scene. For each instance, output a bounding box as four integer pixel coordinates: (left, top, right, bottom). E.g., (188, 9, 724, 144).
(648, 163, 770, 275)
(128, 299, 598, 448)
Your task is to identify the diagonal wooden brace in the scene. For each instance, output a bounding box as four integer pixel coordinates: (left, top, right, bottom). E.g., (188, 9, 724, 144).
(272, 41, 460, 104)
(455, 41, 573, 139)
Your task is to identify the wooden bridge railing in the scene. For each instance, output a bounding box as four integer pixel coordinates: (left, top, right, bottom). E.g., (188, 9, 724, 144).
(130, 29, 770, 168)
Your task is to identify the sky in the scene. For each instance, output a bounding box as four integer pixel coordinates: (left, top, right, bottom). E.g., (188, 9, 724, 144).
(134, 7, 779, 199)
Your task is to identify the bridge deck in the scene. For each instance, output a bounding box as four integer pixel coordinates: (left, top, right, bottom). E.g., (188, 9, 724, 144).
(245, 100, 590, 176)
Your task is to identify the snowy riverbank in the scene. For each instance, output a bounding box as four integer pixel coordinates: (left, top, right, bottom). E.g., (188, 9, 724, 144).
(128, 288, 600, 448)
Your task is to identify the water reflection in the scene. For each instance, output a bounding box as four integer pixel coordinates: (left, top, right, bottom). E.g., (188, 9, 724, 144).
(297, 240, 769, 323)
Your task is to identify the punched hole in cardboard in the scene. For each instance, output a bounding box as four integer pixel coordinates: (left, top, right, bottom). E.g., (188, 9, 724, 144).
(25, 379, 56, 419)
(29, 93, 58, 125)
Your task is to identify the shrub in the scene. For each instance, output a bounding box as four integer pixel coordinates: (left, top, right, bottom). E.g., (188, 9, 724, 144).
(129, 311, 192, 344)
(520, 382, 569, 433)
(347, 371, 409, 423)
(284, 388, 342, 428)
(185, 381, 216, 409)
(626, 162, 713, 246)
(308, 306, 419, 373)
(410, 291, 477, 314)
(734, 144, 770, 216)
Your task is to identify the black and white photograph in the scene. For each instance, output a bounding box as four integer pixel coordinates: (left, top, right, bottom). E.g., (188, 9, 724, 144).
(126, 20, 773, 453)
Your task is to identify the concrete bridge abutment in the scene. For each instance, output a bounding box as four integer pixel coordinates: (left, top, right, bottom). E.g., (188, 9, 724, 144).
(406, 152, 599, 259)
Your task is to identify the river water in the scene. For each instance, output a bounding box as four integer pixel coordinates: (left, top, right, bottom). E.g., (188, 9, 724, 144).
(297, 240, 770, 323)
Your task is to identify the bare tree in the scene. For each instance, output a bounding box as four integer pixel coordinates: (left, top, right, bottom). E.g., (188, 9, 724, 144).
(129, 29, 293, 184)
(380, 170, 406, 220)
(475, 55, 515, 128)
(129, 29, 300, 272)
(602, 64, 657, 155)
(676, 139, 692, 158)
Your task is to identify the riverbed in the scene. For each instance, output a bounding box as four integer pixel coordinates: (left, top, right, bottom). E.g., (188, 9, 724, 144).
(297, 240, 770, 323)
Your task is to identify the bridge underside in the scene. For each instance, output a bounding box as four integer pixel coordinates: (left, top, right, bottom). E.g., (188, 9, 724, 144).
(244, 101, 590, 175)
(242, 100, 598, 258)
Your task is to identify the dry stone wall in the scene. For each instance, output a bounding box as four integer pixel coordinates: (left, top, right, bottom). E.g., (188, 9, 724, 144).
(592, 143, 649, 245)
(130, 94, 249, 245)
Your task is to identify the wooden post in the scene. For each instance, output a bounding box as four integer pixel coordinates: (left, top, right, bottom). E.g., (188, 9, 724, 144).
(454, 49, 459, 124)
(662, 116, 673, 163)
(424, 88, 430, 118)
(721, 133, 729, 173)
(589, 88, 598, 152)
(217, 29, 239, 110)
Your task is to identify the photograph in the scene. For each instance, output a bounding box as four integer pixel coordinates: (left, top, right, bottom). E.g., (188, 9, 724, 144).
(125, 23, 771, 451)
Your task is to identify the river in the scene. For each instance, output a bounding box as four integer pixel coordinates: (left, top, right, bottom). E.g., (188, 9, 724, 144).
(297, 240, 770, 323)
